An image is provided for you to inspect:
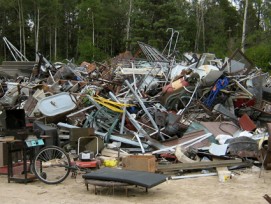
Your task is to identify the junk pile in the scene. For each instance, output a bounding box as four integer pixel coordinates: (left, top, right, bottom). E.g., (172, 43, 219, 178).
(1, 42, 271, 182)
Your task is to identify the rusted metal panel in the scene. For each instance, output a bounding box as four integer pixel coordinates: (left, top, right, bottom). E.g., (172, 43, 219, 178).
(238, 113, 256, 131)
(200, 121, 239, 137)
(162, 129, 210, 149)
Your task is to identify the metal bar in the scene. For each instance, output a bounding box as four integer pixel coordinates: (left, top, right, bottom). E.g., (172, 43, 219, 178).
(86, 95, 102, 110)
(3, 37, 17, 61)
(177, 82, 199, 115)
(109, 91, 166, 150)
(131, 62, 137, 91)
(48, 70, 56, 83)
(152, 133, 213, 154)
(138, 62, 165, 92)
(232, 79, 253, 98)
(125, 80, 163, 139)
(138, 41, 169, 62)
(3, 37, 29, 61)
(94, 131, 149, 148)
(137, 121, 169, 139)
(66, 105, 95, 117)
(171, 173, 217, 180)
(57, 122, 79, 129)
(173, 31, 179, 53)
(167, 28, 174, 57)
(109, 92, 146, 153)
(125, 79, 165, 141)
(131, 132, 145, 154)
(119, 107, 126, 134)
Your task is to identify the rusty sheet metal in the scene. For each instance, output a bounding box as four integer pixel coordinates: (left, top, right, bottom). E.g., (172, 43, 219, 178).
(162, 129, 211, 149)
(238, 113, 256, 131)
(200, 121, 239, 137)
(252, 100, 271, 122)
(227, 136, 259, 159)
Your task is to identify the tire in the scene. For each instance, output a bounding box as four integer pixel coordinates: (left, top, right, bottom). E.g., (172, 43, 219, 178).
(33, 146, 71, 184)
(164, 86, 195, 111)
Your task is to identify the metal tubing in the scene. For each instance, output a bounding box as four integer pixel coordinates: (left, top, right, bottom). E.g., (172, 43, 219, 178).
(119, 106, 126, 134)
(124, 80, 164, 140)
(109, 91, 166, 150)
(109, 92, 145, 153)
(86, 95, 102, 110)
(152, 133, 212, 154)
(109, 91, 149, 137)
(94, 131, 148, 149)
(232, 79, 254, 98)
(171, 173, 217, 180)
(177, 82, 200, 115)
(66, 105, 95, 117)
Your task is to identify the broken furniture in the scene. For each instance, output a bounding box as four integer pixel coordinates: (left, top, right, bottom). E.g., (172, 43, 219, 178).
(0, 109, 44, 183)
(1, 134, 45, 183)
(33, 121, 59, 146)
(82, 167, 168, 195)
(85, 179, 131, 196)
(6, 140, 37, 184)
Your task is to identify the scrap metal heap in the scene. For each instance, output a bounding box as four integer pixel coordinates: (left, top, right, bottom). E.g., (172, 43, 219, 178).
(1, 41, 271, 177)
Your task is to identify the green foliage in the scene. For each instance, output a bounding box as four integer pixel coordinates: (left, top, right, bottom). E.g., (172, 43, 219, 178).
(0, 0, 270, 69)
(77, 36, 109, 63)
(243, 29, 271, 71)
(246, 43, 271, 72)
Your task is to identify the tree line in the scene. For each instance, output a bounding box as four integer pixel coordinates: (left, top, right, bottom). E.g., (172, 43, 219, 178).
(0, 0, 270, 71)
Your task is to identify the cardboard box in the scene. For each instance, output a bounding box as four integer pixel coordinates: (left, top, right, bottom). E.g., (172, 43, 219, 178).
(122, 155, 156, 172)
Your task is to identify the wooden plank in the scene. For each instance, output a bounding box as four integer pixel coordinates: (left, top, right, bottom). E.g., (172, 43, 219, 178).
(101, 147, 130, 158)
(157, 159, 250, 172)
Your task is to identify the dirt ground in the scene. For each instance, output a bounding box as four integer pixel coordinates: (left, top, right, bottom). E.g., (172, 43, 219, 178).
(0, 166, 271, 204)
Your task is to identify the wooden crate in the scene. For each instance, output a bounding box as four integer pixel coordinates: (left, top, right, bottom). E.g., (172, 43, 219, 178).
(122, 155, 156, 173)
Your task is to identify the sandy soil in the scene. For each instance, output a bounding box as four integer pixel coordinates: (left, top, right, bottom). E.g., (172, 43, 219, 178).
(0, 167, 271, 204)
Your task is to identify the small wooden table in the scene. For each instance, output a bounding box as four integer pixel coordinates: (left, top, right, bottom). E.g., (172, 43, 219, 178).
(1, 137, 44, 184)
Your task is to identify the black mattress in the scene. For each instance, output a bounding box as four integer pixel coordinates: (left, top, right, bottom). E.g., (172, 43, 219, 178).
(82, 168, 168, 188)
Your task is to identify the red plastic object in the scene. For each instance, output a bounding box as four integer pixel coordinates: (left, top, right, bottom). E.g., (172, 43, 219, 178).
(75, 160, 98, 168)
(0, 162, 28, 175)
(239, 113, 256, 131)
(233, 98, 256, 108)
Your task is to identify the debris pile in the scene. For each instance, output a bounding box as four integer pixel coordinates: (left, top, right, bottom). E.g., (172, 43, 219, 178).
(1, 42, 271, 181)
